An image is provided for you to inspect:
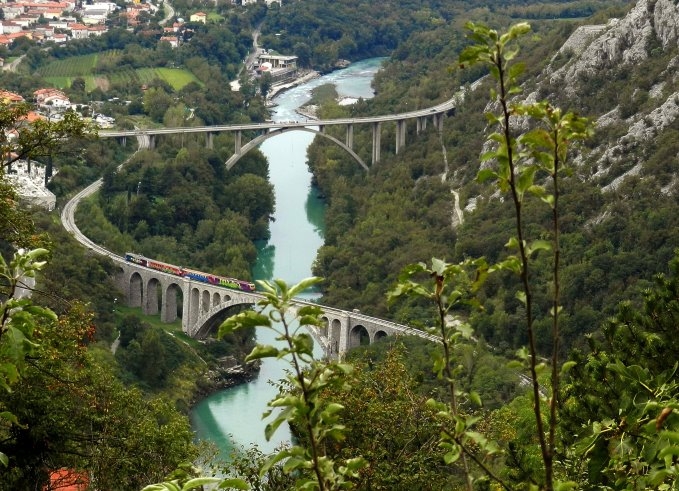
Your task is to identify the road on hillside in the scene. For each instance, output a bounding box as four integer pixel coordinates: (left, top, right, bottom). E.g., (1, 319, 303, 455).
(2, 54, 25, 72)
(159, 0, 175, 26)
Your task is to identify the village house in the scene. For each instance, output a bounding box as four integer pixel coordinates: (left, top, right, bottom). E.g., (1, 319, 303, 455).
(1, 6, 24, 20)
(34, 26, 56, 39)
(189, 11, 206, 23)
(0, 21, 23, 34)
(48, 19, 70, 29)
(159, 35, 179, 48)
(0, 32, 31, 47)
(82, 2, 117, 24)
(0, 90, 25, 103)
(10, 15, 41, 29)
(67, 22, 89, 39)
(51, 32, 67, 43)
(34, 88, 71, 110)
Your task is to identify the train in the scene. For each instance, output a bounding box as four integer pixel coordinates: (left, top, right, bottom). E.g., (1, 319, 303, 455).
(125, 253, 256, 292)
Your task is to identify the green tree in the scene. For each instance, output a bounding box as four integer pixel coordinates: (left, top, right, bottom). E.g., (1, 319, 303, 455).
(560, 250, 679, 489)
(0, 303, 197, 489)
(0, 102, 94, 170)
(455, 21, 591, 490)
(260, 72, 273, 99)
(317, 345, 461, 489)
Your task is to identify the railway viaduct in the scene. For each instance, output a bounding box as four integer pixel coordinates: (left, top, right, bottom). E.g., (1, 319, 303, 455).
(108, 259, 439, 358)
(64, 91, 464, 357)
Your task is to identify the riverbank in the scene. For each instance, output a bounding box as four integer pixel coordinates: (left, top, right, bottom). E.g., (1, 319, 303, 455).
(267, 69, 320, 101)
(192, 360, 260, 404)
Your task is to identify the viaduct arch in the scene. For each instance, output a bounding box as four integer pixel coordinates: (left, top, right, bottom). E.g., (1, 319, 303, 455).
(225, 126, 369, 171)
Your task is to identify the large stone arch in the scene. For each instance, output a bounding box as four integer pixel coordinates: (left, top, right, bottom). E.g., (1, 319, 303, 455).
(349, 324, 370, 349)
(189, 287, 201, 327)
(374, 330, 388, 343)
(162, 282, 183, 323)
(129, 272, 143, 308)
(225, 127, 369, 171)
(145, 277, 161, 315)
(192, 297, 258, 338)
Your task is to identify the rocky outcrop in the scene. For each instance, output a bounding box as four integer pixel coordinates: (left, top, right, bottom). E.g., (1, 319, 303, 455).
(549, 0, 679, 90)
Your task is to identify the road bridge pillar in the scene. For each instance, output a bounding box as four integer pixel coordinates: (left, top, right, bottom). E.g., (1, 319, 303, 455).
(319, 125, 325, 134)
(433, 113, 444, 132)
(345, 124, 353, 149)
(206, 132, 214, 149)
(371, 122, 381, 165)
(118, 136, 127, 147)
(235, 130, 242, 154)
(395, 119, 406, 155)
(416, 116, 427, 134)
(148, 135, 156, 150)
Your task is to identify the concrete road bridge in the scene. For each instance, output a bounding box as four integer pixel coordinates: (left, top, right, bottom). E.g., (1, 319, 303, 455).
(99, 97, 458, 170)
(66, 94, 463, 357)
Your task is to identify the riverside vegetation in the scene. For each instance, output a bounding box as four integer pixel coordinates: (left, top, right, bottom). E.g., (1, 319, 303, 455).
(1, 0, 679, 488)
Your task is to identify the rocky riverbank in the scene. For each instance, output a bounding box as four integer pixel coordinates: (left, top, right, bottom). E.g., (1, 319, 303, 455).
(192, 359, 260, 404)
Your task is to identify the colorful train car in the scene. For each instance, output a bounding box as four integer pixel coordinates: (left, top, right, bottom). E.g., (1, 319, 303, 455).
(124, 253, 256, 292)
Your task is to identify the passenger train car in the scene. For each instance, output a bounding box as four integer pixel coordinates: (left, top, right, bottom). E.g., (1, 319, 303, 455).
(125, 253, 256, 292)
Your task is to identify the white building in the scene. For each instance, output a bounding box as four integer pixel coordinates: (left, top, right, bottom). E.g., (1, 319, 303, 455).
(5, 160, 56, 211)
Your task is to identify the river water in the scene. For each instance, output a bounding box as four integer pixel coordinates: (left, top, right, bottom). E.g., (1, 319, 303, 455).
(190, 58, 385, 459)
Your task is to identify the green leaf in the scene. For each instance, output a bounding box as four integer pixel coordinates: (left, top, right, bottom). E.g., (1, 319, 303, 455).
(288, 277, 323, 298)
(431, 257, 447, 276)
(297, 305, 323, 317)
(218, 311, 270, 338)
(477, 168, 498, 183)
(554, 481, 578, 491)
(527, 240, 552, 256)
(505, 237, 520, 250)
(217, 478, 250, 490)
(182, 477, 222, 490)
(469, 391, 482, 407)
(245, 345, 280, 362)
(443, 444, 461, 464)
(516, 291, 527, 305)
(259, 449, 293, 478)
(292, 333, 314, 355)
(560, 361, 577, 375)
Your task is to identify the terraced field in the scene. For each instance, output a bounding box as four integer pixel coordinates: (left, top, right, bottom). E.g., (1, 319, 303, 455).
(37, 51, 200, 92)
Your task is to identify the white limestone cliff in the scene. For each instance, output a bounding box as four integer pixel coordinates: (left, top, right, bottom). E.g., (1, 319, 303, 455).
(549, 0, 679, 90)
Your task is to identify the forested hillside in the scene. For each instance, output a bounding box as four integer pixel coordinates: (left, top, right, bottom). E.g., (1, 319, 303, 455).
(310, 0, 679, 356)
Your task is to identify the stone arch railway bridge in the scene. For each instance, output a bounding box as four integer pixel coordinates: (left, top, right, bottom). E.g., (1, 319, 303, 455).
(66, 94, 461, 356)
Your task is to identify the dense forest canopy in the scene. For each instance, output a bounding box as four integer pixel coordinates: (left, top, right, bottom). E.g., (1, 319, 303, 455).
(3, 0, 679, 487)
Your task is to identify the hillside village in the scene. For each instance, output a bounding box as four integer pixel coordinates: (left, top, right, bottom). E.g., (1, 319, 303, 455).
(0, 0, 282, 48)
(0, 0, 291, 208)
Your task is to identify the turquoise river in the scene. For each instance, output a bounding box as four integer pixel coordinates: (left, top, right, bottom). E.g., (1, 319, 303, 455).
(190, 58, 386, 459)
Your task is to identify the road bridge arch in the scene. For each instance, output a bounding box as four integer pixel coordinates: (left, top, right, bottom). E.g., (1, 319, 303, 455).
(225, 126, 369, 171)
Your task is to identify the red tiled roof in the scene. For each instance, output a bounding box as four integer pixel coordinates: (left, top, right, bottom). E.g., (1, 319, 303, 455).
(45, 469, 89, 491)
